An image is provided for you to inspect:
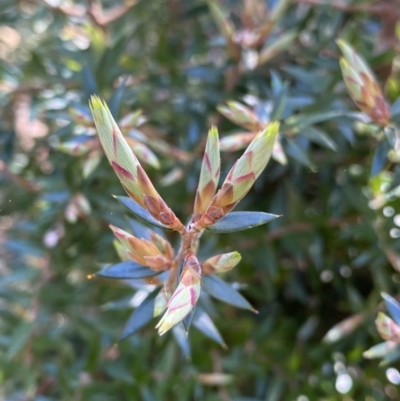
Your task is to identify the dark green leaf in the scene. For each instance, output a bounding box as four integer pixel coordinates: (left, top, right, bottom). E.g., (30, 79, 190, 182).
(206, 211, 280, 233)
(97, 261, 159, 279)
(120, 288, 160, 340)
(116, 196, 171, 230)
(202, 275, 256, 312)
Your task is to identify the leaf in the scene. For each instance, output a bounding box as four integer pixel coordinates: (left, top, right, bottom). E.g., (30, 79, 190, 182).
(182, 307, 196, 334)
(283, 110, 343, 133)
(202, 275, 256, 312)
(382, 292, 400, 325)
(116, 196, 171, 230)
(97, 260, 159, 279)
(120, 288, 160, 340)
(286, 140, 314, 169)
(108, 80, 126, 117)
(172, 325, 191, 360)
(82, 65, 99, 99)
(300, 127, 337, 151)
(6, 321, 35, 360)
(193, 307, 226, 347)
(206, 211, 280, 233)
(371, 138, 390, 177)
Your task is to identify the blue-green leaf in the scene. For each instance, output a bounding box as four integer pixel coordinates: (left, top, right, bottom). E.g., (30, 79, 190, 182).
(300, 127, 337, 151)
(206, 211, 280, 233)
(116, 196, 171, 230)
(193, 307, 226, 348)
(202, 275, 256, 312)
(371, 138, 390, 177)
(382, 292, 400, 326)
(120, 288, 160, 340)
(172, 325, 191, 359)
(97, 261, 158, 279)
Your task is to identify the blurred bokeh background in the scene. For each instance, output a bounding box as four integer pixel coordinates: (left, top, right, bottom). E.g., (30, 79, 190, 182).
(2, 0, 400, 399)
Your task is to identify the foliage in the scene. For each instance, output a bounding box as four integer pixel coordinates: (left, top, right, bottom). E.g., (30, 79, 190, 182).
(1, 0, 400, 400)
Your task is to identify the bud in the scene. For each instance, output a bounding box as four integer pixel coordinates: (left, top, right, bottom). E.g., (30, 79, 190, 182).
(337, 40, 390, 126)
(89, 96, 183, 232)
(153, 289, 169, 317)
(193, 126, 221, 219)
(156, 254, 202, 335)
(198, 122, 279, 228)
(150, 232, 174, 260)
(363, 341, 397, 360)
(57, 138, 94, 156)
(220, 133, 255, 152)
(82, 149, 102, 178)
(272, 136, 288, 165)
(65, 193, 91, 223)
(217, 101, 261, 131)
(119, 110, 146, 130)
(375, 312, 400, 343)
(125, 137, 160, 169)
(69, 106, 94, 127)
(202, 251, 241, 274)
(113, 240, 131, 261)
(110, 225, 171, 271)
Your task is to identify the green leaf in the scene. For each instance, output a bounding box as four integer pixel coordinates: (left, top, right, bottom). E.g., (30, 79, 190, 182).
(299, 127, 337, 151)
(283, 110, 343, 133)
(120, 288, 160, 340)
(172, 325, 191, 359)
(202, 275, 256, 312)
(286, 140, 314, 169)
(371, 138, 390, 177)
(6, 321, 35, 360)
(116, 196, 171, 230)
(193, 307, 226, 347)
(97, 261, 159, 279)
(382, 292, 400, 326)
(206, 211, 280, 233)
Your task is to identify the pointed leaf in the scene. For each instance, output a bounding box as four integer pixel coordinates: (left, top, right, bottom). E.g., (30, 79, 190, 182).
(120, 288, 160, 340)
(300, 127, 337, 151)
(97, 260, 159, 279)
(206, 211, 280, 233)
(382, 293, 400, 326)
(108, 81, 126, 117)
(172, 325, 191, 359)
(182, 306, 196, 334)
(286, 140, 314, 169)
(371, 138, 390, 177)
(202, 275, 256, 312)
(193, 307, 226, 347)
(116, 196, 171, 230)
(283, 110, 343, 133)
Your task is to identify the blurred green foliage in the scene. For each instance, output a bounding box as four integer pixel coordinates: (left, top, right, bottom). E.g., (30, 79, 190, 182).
(1, 0, 400, 400)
